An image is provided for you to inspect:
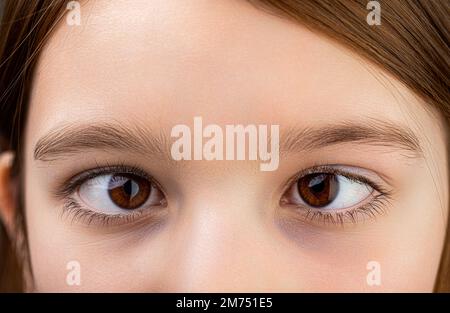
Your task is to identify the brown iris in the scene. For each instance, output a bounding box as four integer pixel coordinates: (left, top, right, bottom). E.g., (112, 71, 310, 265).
(107, 174, 151, 209)
(297, 173, 339, 207)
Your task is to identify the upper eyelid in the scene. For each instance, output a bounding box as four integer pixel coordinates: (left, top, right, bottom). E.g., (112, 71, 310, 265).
(280, 164, 390, 197)
(55, 163, 389, 202)
(54, 164, 160, 199)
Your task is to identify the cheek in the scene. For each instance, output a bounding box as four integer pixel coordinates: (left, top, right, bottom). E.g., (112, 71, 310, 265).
(368, 156, 448, 291)
(24, 161, 168, 291)
(25, 166, 64, 290)
(25, 184, 80, 291)
(355, 174, 446, 291)
(273, 201, 444, 291)
(25, 189, 167, 291)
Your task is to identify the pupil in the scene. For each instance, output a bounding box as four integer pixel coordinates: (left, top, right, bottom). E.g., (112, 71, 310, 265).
(123, 179, 139, 199)
(309, 175, 327, 194)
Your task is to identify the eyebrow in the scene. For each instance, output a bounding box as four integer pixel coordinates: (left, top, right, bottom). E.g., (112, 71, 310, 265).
(280, 119, 422, 157)
(34, 119, 423, 162)
(34, 122, 171, 162)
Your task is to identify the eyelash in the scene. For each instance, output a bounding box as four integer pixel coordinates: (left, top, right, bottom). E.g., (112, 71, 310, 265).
(56, 163, 392, 227)
(56, 163, 166, 227)
(61, 198, 150, 226)
(279, 165, 393, 226)
(288, 194, 391, 226)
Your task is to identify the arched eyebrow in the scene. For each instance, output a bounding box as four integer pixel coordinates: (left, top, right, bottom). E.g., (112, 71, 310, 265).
(33, 119, 423, 162)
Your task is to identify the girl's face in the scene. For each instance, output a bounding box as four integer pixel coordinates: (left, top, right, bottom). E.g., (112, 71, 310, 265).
(21, 0, 448, 291)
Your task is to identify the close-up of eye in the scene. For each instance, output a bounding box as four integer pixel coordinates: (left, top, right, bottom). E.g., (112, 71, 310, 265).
(78, 172, 166, 214)
(58, 166, 168, 225)
(280, 166, 390, 224)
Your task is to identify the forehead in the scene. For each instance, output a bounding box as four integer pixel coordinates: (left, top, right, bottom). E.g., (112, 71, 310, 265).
(28, 0, 431, 134)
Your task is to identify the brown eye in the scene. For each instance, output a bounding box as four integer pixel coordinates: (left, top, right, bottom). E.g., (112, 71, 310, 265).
(107, 174, 153, 209)
(78, 171, 166, 216)
(297, 173, 339, 207)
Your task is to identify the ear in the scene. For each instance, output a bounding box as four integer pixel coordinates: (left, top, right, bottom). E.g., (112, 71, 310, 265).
(0, 151, 17, 236)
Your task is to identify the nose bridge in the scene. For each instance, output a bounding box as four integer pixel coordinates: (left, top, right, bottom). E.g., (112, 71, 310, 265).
(162, 195, 272, 292)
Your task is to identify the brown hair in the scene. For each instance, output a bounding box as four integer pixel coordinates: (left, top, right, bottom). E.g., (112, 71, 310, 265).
(0, 0, 449, 291)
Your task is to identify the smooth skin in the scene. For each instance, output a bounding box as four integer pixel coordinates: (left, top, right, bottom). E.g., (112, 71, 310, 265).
(0, 0, 448, 291)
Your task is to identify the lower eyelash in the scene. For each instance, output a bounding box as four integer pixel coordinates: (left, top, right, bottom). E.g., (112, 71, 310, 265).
(60, 197, 151, 227)
(290, 193, 391, 226)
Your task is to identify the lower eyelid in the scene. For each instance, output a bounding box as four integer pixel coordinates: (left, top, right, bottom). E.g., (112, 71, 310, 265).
(59, 196, 168, 227)
(279, 192, 391, 227)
